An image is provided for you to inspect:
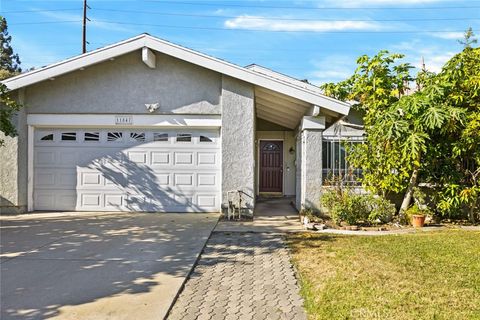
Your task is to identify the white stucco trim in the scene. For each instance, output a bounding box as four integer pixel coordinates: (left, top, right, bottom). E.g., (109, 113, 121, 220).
(27, 114, 222, 128)
(142, 47, 156, 69)
(27, 125, 34, 212)
(4, 34, 350, 115)
(300, 116, 326, 131)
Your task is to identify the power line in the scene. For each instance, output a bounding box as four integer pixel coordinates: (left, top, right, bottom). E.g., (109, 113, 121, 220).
(10, 21, 81, 25)
(1, 8, 81, 14)
(90, 20, 478, 34)
(92, 8, 480, 22)
(10, 19, 477, 35)
(144, 1, 480, 10)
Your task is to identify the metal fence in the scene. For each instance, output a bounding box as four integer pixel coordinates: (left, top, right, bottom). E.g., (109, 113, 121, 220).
(322, 136, 364, 186)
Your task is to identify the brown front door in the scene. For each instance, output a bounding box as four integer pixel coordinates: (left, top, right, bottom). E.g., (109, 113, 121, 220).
(259, 141, 283, 193)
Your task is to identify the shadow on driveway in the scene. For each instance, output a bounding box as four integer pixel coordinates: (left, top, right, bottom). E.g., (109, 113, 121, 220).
(0, 212, 219, 320)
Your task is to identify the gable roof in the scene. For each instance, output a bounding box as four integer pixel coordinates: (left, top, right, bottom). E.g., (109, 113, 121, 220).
(246, 64, 323, 94)
(2, 34, 350, 115)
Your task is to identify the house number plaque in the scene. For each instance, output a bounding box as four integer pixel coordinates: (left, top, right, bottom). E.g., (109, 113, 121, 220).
(115, 115, 133, 125)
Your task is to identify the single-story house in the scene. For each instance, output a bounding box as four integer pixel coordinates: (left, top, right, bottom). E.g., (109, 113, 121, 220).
(0, 33, 357, 215)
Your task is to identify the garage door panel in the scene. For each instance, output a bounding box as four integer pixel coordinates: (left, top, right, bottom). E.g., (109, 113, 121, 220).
(34, 128, 221, 212)
(35, 150, 56, 166)
(34, 192, 55, 209)
(124, 195, 154, 211)
(197, 173, 217, 187)
(81, 172, 102, 186)
(174, 194, 193, 206)
(197, 152, 218, 166)
(197, 195, 217, 207)
(151, 152, 171, 165)
(80, 194, 102, 207)
(126, 151, 148, 164)
(34, 190, 76, 211)
(59, 152, 78, 166)
(59, 172, 77, 187)
(157, 173, 171, 185)
(104, 194, 123, 209)
(174, 152, 194, 165)
(174, 173, 194, 187)
(34, 169, 77, 189)
(34, 171, 56, 187)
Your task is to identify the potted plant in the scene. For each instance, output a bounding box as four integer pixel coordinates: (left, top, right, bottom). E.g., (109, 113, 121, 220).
(406, 204, 428, 228)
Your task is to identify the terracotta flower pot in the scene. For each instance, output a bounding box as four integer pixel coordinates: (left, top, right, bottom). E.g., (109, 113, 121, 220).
(411, 214, 426, 228)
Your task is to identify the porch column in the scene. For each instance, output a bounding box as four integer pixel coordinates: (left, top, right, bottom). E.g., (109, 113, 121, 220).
(296, 116, 325, 211)
(221, 75, 255, 214)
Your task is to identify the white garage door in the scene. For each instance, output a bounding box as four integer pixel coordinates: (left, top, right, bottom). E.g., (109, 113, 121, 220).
(33, 128, 221, 212)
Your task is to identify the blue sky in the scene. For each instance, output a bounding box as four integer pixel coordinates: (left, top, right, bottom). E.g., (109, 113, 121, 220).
(1, 0, 479, 85)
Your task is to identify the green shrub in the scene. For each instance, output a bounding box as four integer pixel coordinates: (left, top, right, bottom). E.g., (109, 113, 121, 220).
(321, 188, 395, 225)
(368, 196, 396, 224)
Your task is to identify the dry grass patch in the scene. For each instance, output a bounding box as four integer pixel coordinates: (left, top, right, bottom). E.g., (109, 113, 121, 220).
(287, 230, 480, 320)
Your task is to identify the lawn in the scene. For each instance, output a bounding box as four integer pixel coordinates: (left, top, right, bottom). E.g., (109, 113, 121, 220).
(287, 230, 480, 320)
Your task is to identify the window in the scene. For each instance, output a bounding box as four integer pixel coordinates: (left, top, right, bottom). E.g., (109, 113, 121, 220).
(61, 132, 76, 141)
(40, 133, 54, 141)
(322, 136, 363, 185)
(153, 133, 168, 142)
(262, 142, 280, 151)
(176, 133, 191, 142)
(107, 132, 123, 142)
(84, 132, 100, 141)
(200, 135, 213, 143)
(130, 132, 145, 142)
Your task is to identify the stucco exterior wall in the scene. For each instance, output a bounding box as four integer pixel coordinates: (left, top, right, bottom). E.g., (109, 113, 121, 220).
(295, 129, 324, 211)
(24, 50, 222, 115)
(295, 132, 302, 211)
(303, 130, 323, 210)
(256, 131, 296, 196)
(0, 105, 28, 214)
(0, 132, 19, 213)
(221, 75, 255, 214)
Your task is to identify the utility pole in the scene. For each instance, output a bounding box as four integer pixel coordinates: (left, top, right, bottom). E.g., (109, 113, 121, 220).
(82, 0, 90, 54)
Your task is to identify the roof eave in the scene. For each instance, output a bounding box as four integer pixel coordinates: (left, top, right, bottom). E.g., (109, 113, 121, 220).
(2, 34, 350, 116)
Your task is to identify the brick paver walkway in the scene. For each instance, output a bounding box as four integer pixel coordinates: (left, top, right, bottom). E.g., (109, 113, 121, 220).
(167, 232, 306, 320)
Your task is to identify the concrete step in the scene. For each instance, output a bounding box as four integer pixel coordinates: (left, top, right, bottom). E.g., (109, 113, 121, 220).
(254, 215, 299, 222)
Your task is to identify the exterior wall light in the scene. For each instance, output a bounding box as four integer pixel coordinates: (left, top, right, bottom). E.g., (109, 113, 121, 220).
(145, 103, 159, 113)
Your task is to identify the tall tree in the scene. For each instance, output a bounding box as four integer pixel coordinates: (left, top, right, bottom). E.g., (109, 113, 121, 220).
(0, 16, 22, 146)
(321, 51, 414, 198)
(321, 31, 479, 221)
(430, 44, 480, 221)
(0, 16, 21, 80)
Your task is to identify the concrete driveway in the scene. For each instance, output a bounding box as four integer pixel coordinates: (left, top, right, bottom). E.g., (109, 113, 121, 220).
(0, 211, 219, 320)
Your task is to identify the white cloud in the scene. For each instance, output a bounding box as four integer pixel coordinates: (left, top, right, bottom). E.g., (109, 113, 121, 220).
(37, 10, 130, 32)
(308, 42, 456, 86)
(414, 51, 456, 72)
(389, 40, 457, 73)
(224, 15, 381, 32)
(308, 55, 356, 85)
(390, 39, 422, 51)
(323, 0, 444, 6)
(429, 32, 465, 40)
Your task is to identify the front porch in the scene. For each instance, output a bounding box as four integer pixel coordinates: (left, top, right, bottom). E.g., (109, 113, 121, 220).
(217, 196, 304, 233)
(254, 196, 297, 218)
(253, 100, 328, 215)
(221, 66, 352, 217)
